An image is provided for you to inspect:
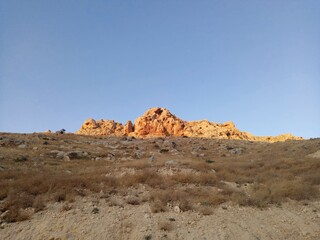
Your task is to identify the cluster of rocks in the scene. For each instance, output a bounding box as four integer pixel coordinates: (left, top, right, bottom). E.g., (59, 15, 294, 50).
(49, 150, 89, 161)
(76, 107, 302, 142)
(0, 136, 27, 148)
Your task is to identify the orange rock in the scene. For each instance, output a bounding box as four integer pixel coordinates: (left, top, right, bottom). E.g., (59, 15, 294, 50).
(75, 107, 303, 142)
(125, 121, 134, 134)
(133, 108, 186, 136)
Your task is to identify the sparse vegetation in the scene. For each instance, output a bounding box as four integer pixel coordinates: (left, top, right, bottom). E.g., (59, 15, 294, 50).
(158, 220, 174, 231)
(199, 206, 214, 215)
(0, 133, 319, 222)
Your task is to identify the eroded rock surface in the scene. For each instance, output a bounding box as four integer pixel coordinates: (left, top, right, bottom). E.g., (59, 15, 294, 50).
(76, 107, 302, 142)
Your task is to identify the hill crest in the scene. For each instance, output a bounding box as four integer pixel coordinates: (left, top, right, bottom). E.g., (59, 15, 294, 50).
(76, 107, 302, 142)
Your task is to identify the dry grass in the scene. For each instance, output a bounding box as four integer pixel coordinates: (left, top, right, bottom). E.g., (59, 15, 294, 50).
(150, 200, 167, 213)
(158, 220, 174, 231)
(171, 172, 218, 185)
(61, 202, 73, 212)
(0, 133, 319, 222)
(199, 206, 214, 216)
(126, 196, 141, 205)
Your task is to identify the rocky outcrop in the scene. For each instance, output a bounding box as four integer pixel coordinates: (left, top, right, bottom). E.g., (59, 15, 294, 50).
(77, 119, 125, 136)
(133, 108, 186, 136)
(76, 107, 303, 142)
(182, 120, 254, 140)
(125, 121, 134, 135)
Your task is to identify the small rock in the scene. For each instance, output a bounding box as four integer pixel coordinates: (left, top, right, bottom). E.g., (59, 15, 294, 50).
(163, 140, 171, 147)
(92, 207, 99, 214)
(56, 151, 66, 159)
(55, 129, 66, 134)
(65, 233, 75, 240)
(14, 156, 28, 162)
(144, 235, 152, 240)
(191, 151, 198, 156)
(172, 142, 177, 148)
(33, 147, 38, 150)
(149, 155, 156, 163)
(229, 148, 243, 154)
(165, 160, 176, 166)
(18, 144, 27, 148)
(66, 151, 88, 159)
(1, 210, 9, 218)
(0, 222, 6, 229)
(127, 136, 135, 141)
(174, 206, 180, 213)
(160, 149, 169, 153)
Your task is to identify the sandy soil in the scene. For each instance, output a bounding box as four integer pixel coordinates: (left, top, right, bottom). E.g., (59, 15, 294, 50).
(1, 197, 320, 240)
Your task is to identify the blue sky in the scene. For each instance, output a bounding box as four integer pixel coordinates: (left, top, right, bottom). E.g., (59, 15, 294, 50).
(0, 0, 319, 138)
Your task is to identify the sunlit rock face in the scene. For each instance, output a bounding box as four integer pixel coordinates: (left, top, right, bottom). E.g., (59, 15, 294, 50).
(76, 107, 303, 142)
(133, 108, 187, 137)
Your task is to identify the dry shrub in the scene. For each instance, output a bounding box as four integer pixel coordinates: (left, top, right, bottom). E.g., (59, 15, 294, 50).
(4, 191, 34, 210)
(1, 179, 47, 221)
(2, 208, 31, 223)
(126, 196, 140, 205)
(151, 189, 187, 204)
(172, 172, 217, 185)
(150, 200, 167, 213)
(199, 206, 214, 215)
(179, 199, 193, 211)
(206, 194, 228, 206)
(186, 161, 208, 172)
(0, 182, 8, 200)
(108, 196, 124, 207)
(158, 220, 174, 231)
(121, 160, 150, 169)
(238, 180, 319, 208)
(269, 180, 318, 202)
(186, 187, 228, 207)
(119, 169, 164, 188)
(53, 189, 67, 202)
(32, 196, 45, 212)
(0, 170, 20, 180)
(150, 189, 194, 212)
(303, 170, 320, 185)
(61, 202, 72, 211)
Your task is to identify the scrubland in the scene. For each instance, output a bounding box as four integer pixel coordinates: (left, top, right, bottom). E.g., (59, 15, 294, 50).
(0, 133, 319, 239)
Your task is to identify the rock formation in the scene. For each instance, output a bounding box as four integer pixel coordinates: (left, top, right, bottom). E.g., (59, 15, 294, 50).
(133, 108, 186, 136)
(76, 107, 302, 142)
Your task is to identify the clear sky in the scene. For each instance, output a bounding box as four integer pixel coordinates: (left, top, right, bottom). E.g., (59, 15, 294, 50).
(0, 0, 319, 138)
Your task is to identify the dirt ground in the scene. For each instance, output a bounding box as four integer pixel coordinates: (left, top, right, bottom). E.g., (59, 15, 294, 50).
(0, 133, 319, 239)
(1, 197, 320, 240)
